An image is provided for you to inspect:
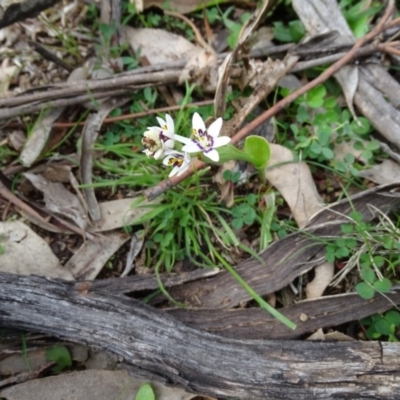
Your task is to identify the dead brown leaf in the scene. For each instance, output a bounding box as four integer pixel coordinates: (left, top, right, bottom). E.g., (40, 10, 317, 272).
(0, 220, 73, 280)
(65, 231, 130, 280)
(23, 172, 87, 232)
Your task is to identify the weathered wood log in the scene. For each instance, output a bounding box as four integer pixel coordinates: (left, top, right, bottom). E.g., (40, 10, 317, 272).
(0, 0, 62, 29)
(167, 289, 400, 340)
(1, 273, 400, 399)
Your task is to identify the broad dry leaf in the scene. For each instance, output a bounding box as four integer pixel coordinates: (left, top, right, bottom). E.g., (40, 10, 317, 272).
(0, 220, 73, 280)
(358, 159, 400, 184)
(266, 144, 324, 228)
(124, 27, 197, 64)
(265, 144, 334, 298)
(0, 369, 199, 400)
(19, 107, 65, 167)
(66, 231, 130, 280)
(306, 328, 325, 341)
(122, 232, 144, 277)
(23, 172, 87, 231)
(340, 65, 360, 123)
(305, 262, 334, 299)
(88, 197, 162, 233)
(19, 65, 88, 167)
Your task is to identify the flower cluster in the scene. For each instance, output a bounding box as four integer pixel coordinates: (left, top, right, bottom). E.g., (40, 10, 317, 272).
(142, 112, 231, 177)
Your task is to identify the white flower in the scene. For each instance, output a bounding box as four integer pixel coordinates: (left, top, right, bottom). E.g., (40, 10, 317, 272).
(162, 151, 191, 177)
(180, 112, 231, 162)
(142, 126, 174, 160)
(156, 114, 175, 136)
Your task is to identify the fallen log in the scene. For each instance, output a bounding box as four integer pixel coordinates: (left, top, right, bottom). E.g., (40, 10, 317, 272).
(1, 273, 400, 399)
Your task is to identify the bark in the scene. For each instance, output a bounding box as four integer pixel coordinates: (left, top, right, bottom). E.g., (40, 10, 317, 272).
(0, 0, 62, 29)
(1, 273, 400, 399)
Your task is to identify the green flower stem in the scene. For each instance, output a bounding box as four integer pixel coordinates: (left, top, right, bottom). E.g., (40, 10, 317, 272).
(213, 251, 296, 330)
(217, 144, 254, 164)
(257, 166, 267, 183)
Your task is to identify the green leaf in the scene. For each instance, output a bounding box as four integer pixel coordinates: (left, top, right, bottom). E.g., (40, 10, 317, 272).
(385, 310, 400, 326)
(345, 238, 357, 248)
(341, 224, 354, 234)
(325, 251, 335, 263)
(344, 153, 355, 164)
(335, 246, 349, 258)
(321, 147, 334, 159)
(361, 149, 373, 160)
(373, 278, 392, 293)
(366, 325, 381, 340)
(317, 128, 331, 146)
(243, 209, 256, 225)
(374, 318, 392, 336)
(351, 117, 370, 134)
(355, 282, 375, 299)
(335, 238, 346, 247)
(296, 105, 309, 122)
(372, 256, 385, 268)
(135, 383, 155, 400)
(232, 218, 243, 230)
(243, 136, 271, 169)
(366, 140, 380, 151)
(360, 267, 375, 284)
(310, 141, 322, 155)
(288, 20, 306, 42)
(46, 346, 72, 373)
(306, 85, 326, 108)
(273, 21, 293, 42)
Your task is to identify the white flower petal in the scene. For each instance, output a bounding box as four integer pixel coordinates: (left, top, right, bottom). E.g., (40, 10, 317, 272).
(192, 112, 206, 133)
(169, 166, 180, 177)
(153, 148, 164, 160)
(165, 114, 175, 133)
(182, 142, 201, 153)
(156, 117, 166, 129)
(176, 164, 190, 176)
(173, 134, 191, 145)
(213, 136, 231, 148)
(208, 118, 223, 138)
(204, 149, 219, 162)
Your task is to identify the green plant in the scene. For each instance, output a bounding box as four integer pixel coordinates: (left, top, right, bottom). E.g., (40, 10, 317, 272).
(361, 310, 400, 341)
(327, 210, 400, 300)
(278, 82, 379, 178)
(231, 194, 258, 230)
(340, 0, 382, 38)
(201, 6, 252, 49)
(273, 20, 305, 43)
(223, 169, 241, 184)
(46, 345, 73, 373)
(135, 383, 155, 400)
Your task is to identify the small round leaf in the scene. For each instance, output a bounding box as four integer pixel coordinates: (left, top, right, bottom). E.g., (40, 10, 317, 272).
(355, 282, 375, 299)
